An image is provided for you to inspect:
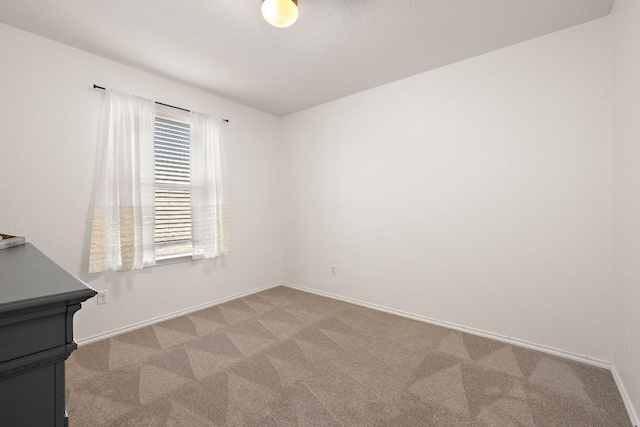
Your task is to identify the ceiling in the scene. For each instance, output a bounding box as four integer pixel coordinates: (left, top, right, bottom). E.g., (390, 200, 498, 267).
(0, 0, 614, 117)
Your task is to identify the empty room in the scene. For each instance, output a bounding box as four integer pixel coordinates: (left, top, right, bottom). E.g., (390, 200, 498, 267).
(0, 0, 638, 426)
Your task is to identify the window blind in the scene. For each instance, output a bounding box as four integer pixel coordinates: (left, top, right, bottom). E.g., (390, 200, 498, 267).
(154, 117, 192, 258)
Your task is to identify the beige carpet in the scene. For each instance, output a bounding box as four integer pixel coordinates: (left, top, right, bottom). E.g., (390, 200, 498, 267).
(66, 286, 631, 426)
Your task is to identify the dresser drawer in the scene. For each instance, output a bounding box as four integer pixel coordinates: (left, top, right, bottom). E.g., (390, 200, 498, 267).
(0, 305, 66, 362)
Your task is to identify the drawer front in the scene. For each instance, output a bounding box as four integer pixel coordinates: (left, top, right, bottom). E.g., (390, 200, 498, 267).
(0, 306, 66, 362)
(0, 363, 56, 426)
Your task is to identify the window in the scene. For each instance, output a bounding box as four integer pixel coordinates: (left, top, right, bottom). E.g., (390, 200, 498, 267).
(154, 117, 192, 259)
(89, 89, 230, 273)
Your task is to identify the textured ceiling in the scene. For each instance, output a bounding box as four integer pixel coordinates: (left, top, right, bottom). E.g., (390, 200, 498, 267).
(0, 0, 614, 116)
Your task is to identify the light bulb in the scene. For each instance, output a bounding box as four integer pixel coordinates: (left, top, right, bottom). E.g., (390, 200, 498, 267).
(261, 0, 298, 28)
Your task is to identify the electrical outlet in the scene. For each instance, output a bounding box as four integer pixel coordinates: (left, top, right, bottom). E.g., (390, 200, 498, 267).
(331, 265, 336, 275)
(627, 331, 631, 355)
(97, 291, 108, 305)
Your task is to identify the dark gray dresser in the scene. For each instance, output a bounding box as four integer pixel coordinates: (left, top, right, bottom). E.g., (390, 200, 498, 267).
(0, 243, 96, 427)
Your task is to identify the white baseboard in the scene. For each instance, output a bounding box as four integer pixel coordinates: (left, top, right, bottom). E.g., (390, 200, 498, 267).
(283, 282, 610, 370)
(612, 364, 639, 427)
(76, 282, 283, 346)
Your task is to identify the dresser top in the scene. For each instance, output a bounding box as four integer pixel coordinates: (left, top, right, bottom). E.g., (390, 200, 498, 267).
(0, 243, 96, 314)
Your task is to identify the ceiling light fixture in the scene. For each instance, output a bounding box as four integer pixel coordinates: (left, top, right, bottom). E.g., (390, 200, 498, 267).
(261, 0, 298, 28)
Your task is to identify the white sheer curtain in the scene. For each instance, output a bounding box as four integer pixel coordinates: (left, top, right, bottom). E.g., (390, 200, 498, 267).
(89, 90, 156, 273)
(190, 112, 231, 260)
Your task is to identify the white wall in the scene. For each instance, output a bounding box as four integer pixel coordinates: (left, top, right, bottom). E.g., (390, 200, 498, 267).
(0, 24, 282, 341)
(282, 18, 612, 362)
(1, 11, 634, 415)
(611, 0, 640, 422)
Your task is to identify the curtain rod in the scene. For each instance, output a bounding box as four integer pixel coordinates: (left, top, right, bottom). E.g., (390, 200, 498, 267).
(93, 84, 229, 123)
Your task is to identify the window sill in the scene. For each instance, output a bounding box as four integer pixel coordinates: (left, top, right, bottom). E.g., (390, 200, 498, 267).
(155, 254, 193, 266)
